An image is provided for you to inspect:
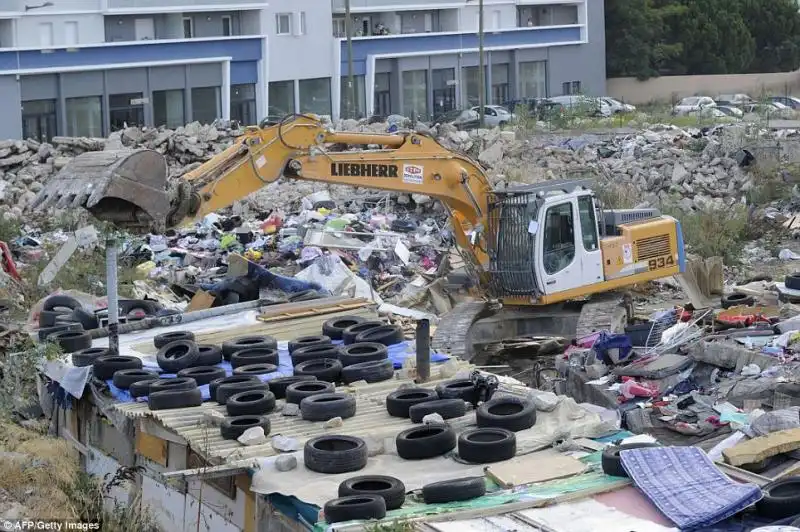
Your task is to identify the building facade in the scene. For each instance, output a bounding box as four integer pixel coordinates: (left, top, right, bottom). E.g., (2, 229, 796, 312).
(0, 0, 605, 140)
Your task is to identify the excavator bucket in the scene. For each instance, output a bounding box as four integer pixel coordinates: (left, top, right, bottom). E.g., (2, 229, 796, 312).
(30, 149, 170, 232)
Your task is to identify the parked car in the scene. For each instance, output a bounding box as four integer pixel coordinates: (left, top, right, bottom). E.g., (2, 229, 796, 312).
(743, 101, 794, 119)
(549, 95, 612, 117)
(771, 96, 800, 110)
(716, 93, 754, 107)
(434, 108, 480, 130)
(716, 105, 743, 119)
(672, 96, 716, 116)
(470, 105, 515, 127)
(600, 97, 636, 114)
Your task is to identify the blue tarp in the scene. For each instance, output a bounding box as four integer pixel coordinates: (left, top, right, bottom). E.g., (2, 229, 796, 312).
(107, 339, 449, 403)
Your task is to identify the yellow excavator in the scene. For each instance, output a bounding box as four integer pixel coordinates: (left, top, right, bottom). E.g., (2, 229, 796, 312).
(30, 114, 686, 358)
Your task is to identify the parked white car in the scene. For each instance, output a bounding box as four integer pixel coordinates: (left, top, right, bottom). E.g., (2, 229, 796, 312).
(716, 93, 754, 106)
(601, 97, 636, 114)
(548, 95, 612, 117)
(471, 105, 515, 127)
(672, 96, 716, 116)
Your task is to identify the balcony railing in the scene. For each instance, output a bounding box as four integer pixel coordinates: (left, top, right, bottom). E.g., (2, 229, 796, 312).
(332, 0, 458, 11)
(106, 0, 267, 11)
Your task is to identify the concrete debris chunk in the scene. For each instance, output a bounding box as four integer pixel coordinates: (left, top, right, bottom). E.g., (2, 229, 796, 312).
(274, 455, 298, 472)
(237, 426, 268, 446)
(272, 435, 300, 452)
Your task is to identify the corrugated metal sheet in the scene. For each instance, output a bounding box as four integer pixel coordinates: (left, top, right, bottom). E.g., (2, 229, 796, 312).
(425, 515, 544, 531)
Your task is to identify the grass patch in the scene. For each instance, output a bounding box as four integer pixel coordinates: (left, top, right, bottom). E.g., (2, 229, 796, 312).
(366, 521, 417, 532)
(668, 204, 751, 264)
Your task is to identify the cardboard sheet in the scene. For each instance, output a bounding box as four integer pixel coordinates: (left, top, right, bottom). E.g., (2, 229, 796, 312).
(485, 450, 587, 487)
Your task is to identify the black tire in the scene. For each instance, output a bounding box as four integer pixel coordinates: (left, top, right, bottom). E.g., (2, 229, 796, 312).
(43, 295, 81, 312)
(476, 396, 537, 432)
(156, 340, 200, 372)
(338, 476, 405, 511)
(300, 393, 357, 422)
(409, 399, 467, 423)
(322, 316, 368, 340)
(268, 376, 317, 399)
(93, 355, 143, 381)
(786, 273, 800, 291)
(341, 359, 394, 384)
(285, 381, 335, 404)
(153, 331, 195, 349)
(176, 366, 227, 386)
(422, 477, 486, 504)
(112, 369, 159, 389)
(288, 335, 332, 354)
(209, 375, 261, 402)
(291, 344, 341, 366)
(68, 308, 99, 331)
(217, 381, 269, 405)
(39, 309, 68, 327)
(386, 388, 438, 418)
(220, 415, 271, 440)
(230, 348, 279, 369)
(339, 343, 389, 367)
(38, 322, 83, 342)
(396, 425, 457, 460)
(458, 428, 516, 463)
(232, 363, 278, 377)
(342, 321, 384, 345)
(601, 443, 661, 477)
(324, 495, 386, 524)
(129, 379, 158, 398)
(755, 478, 800, 519)
(148, 388, 202, 410)
(195, 344, 223, 366)
(354, 325, 404, 346)
(294, 358, 342, 383)
(304, 435, 368, 474)
(72, 347, 112, 367)
(222, 335, 278, 360)
(226, 390, 277, 416)
(50, 330, 92, 353)
(721, 292, 755, 309)
(436, 379, 479, 404)
(148, 377, 198, 393)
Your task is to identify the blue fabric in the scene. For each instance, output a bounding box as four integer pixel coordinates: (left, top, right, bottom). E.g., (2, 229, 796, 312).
(620, 446, 762, 530)
(106, 339, 449, 403)
(593, 331, 633, 365)
(199, 262, 327, 294)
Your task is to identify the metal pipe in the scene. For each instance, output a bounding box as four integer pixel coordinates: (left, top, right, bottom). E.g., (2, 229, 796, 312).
(478, 0, 485, 128)
(345, 0, 356, 119)
(416, 319, 430, 383)
(105, 237, 119, 353)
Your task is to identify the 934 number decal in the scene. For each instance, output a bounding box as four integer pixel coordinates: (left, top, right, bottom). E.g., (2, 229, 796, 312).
(648, 255, 675, 270)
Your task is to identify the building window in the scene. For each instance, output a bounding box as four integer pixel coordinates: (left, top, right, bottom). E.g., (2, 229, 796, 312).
(299, 12, 306, 35)
(66, 96, 103, 138)
(374, 73, 391, 116)
(519, 61, 547, 99)
(299, 78, 331, 116)
(491, 64, 509, 105)
(64, 21, 78, 46)
(402, 70, 428, 119)
(562, 81, 581, 95)
(332, 18, 346, 38)
(134, 18, 155, 40)
(340, 75, 366, 119)
(222, 16, 232, 37)
(182, 17, 193, 38)
(432, 68, 455, 116)
(153, 89, 185, 128)
(22, 99, 57, 142)
(109, 92, 145, 131)
(269, 80, 295, 116)
(276, 13, 292, 35)
(231, 84, 257, 126)
(39, 22, 53, 47)
(462, 66, 480, 107)
(192, 87, 221, 124)
(543, 202, 575, 275)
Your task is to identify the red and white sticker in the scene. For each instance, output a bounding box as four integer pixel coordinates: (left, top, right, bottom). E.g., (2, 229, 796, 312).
(402, 164, 423, 184)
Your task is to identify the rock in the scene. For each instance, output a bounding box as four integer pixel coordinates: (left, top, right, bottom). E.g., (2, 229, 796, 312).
(323, 416, 343, 429)
(412, 194, 432, 205)
(272, 435, 300, 452)
(282, 403, 300, 416)
(478, 142, 504, 167)
(422, 413, 445, 424)
(672, 163, 689, 185)
(237, 426, 268, 446)
(274, 455, 297, 471)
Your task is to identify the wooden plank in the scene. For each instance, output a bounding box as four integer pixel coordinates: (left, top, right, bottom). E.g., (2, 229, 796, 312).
(136, 430, 168, 466)
(256, 298, 369, 320)
(243, 484, 256, 532)
(723, 428, 800, 466)
(187, 290, 216, 312)
(256, 301, 370, 323)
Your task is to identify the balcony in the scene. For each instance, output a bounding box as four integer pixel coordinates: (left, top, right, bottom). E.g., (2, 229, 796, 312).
(334, 9, 459, 38)
(332, 0, 459, 12)
(517, 4, 579, 27)
(340, 25, 584, 75)
(0, 36, 263, 85)
(105, 0, 268, 13)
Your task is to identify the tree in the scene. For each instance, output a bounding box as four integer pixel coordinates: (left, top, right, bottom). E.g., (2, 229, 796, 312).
(739, 0, 800, 73)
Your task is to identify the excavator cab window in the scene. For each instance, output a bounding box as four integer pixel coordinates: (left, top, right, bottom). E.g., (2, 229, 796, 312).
(578, 195, 599, 251)
(543, 202, 576, 275)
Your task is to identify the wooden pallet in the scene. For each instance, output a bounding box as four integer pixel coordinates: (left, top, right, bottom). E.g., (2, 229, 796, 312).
(256, 298, 371, 323)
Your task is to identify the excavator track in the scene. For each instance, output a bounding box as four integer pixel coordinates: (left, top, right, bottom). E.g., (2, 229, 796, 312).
(431, 300, 494, 360)
(574, 292, 629, 339)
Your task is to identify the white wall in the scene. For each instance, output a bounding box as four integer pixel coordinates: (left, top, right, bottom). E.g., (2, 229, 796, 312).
(458, 4, 518, 32)
(16, 14, 105, 47)
(265, 0, 334, 82)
